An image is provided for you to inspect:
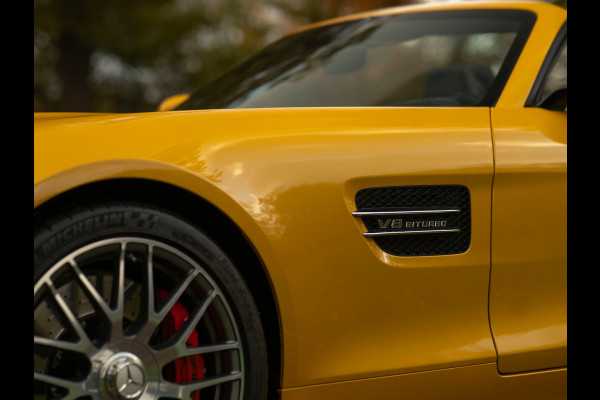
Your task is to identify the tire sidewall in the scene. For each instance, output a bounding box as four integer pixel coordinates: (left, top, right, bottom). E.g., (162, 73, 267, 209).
(34, 202, 267, 399)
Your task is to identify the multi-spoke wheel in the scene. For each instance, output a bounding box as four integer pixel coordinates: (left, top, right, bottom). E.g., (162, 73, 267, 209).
(34, 202, 267, 400)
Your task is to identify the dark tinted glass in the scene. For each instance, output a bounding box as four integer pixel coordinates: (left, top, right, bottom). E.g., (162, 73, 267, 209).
(541, 42, 567, 99)
(178, 10, 535, 110)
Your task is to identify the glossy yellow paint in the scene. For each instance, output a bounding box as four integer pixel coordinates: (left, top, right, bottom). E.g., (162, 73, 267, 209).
(486, 1, 567, 375)
(34, 1, 567, 397)
(35, 107, 496, 388)
(282, 364, 566, 400)
(490, 107, 567, 373)
(495, 3, 567, 108)
(157, 93, 190, 112)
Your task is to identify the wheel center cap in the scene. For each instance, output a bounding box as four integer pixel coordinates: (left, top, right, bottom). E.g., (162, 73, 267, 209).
(104, 353, 146, 399)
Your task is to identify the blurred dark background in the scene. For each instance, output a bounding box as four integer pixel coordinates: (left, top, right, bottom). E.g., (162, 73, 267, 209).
(33, 0, 566, 113)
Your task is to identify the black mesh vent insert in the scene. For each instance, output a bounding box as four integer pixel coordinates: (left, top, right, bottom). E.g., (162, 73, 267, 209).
(355, 185, 471, 256)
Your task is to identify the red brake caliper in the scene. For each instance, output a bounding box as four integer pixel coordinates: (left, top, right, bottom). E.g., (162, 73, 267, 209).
(156, 288, 205, 400)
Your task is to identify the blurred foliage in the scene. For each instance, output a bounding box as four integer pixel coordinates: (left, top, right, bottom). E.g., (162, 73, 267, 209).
(33, 0, 566, 113)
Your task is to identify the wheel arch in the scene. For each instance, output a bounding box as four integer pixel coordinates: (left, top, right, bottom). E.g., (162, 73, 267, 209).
(34, 176, 283, 398)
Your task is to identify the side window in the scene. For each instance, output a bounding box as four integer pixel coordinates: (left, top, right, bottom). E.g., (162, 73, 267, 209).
(179, 10, 538, 110)
(541, 42, 567, 99)
(526, 24, 567, 110)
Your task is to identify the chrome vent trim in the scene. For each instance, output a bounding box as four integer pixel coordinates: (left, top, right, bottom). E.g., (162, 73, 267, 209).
(363, 228, 460, 237)
(352, 209, 461, 217)
(354, 185, 471, 256)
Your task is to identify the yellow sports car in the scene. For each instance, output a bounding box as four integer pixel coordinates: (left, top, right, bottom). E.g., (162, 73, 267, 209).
(34, 1, 566, 399)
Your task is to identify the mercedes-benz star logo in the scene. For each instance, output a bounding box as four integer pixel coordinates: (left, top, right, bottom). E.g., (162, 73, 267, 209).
(115, 362, 145, 398)
(104, 354, 146, 400)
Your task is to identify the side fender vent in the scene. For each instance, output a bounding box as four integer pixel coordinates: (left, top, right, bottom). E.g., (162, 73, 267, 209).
(353, 185, 471, 256)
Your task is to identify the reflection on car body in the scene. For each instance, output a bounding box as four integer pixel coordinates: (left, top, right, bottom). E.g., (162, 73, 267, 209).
(34, 1, 566, 399)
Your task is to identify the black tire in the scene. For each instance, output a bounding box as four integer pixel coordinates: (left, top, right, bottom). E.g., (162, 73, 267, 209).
(34, 201, 267, 400)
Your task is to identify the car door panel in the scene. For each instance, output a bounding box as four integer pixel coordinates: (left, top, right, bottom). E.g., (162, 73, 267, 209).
(489, 107, 567, 373)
